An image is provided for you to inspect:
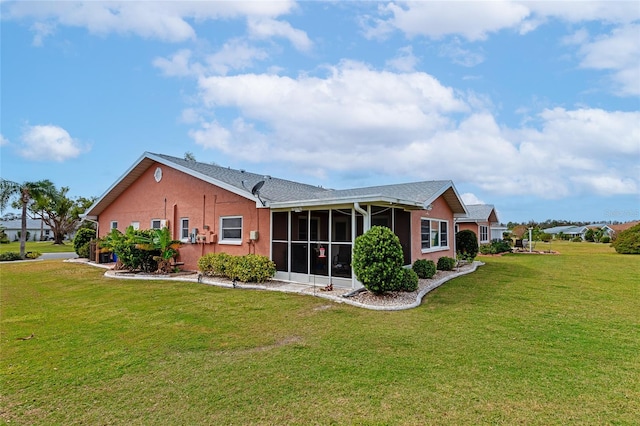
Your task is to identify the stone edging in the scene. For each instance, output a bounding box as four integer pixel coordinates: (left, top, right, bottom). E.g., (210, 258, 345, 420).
(67, 258, 484, 310)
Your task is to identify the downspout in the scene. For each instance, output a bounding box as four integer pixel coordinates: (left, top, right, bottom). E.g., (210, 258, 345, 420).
(353, 202, 369, 289)
(354, 202, 369, 232)
(453, 218, 457, 261)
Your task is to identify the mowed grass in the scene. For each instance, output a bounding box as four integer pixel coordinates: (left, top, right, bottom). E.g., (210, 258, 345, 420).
(0, 240, 74, 254)
(1, 242, 638, 425)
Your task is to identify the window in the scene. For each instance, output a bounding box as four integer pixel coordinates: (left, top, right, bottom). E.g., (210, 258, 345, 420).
(421, 219, 449, 251)
(151, 219, 162, 229)
(480, 225, 489, 242)
(110, 221, 118, 230)
(181, 218, 190, 241)
(220, 216, 242, 244)
(131, 221, 140, 230)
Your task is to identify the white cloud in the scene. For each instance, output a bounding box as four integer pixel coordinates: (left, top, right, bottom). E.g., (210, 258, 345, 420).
(386, 45, 419, 72)
(461, 193, 485, 205)
(247, 17, 313, 52)
(5, 1, 298, 44)
(439, 38, 485, 67)
(19, 124, 88, 162)
(575, 24, 640, 96)
(369, 1, 530, 41)
(186, 63, 639, 199)
(0, 134, 8, 146)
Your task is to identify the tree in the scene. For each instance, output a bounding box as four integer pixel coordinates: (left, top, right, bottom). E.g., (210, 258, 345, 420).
(29, 185, 95, 244)
(0, 179, 54, 258)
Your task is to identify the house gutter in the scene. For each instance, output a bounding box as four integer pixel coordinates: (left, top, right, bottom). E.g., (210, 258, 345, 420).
(354, 202, 369, 232)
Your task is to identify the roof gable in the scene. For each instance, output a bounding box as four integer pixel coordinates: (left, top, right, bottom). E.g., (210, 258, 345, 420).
(85, 152, 468, 217)
(457, 204, 499, 223)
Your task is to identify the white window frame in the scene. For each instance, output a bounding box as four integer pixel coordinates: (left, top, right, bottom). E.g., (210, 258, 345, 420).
(219, 216, 243, 245)
(110, 221, 118, 230)
(421, 218, 449, 252)
(131, 221, 140, 230)
(180, 218, 190, 242)
(151, 219, 162, 229)
(479, 225, 489, 243)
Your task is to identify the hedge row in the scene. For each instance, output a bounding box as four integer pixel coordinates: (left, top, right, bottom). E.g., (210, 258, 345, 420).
(198, 252, 276, 283)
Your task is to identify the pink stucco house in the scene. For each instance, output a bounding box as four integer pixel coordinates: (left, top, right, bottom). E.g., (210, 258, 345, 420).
(84, 152, 469, 289)
(456, 204, 501, 244)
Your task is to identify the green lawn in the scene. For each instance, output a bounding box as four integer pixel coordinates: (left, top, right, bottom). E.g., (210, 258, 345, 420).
(0, 240, 74, 254)
(1, 242, 638, 425)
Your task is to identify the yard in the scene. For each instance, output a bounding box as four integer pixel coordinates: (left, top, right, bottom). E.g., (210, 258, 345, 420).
(0, 240, 75, 254)
(1, 241, 638, 424)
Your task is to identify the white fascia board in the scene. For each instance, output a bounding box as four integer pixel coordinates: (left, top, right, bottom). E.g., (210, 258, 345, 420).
(269, 195, 422, 210)
(422, 181, 469, 217)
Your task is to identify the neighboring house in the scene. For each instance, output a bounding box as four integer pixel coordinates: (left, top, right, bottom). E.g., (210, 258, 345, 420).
(455, 204, 501, 244)
(543, 225, 586, 239)
(602, 221, 640, 238)
(83, 152, 469, 289)
(543, 224, 615, 240)
(0, 219, 54, 242)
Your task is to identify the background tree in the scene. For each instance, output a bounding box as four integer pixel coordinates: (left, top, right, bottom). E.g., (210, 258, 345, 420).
(29, 185, 95, 244)
(0, 179, 54, 258)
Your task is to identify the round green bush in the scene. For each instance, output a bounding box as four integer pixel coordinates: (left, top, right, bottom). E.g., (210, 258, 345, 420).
(612, 223, 640, 254)
(600, 236, 611, 244)
(437, 256, 456, 271)
(399, 268, 419, 292)
(25, 251, 42, 259)
(456, 230, 478, 261)
(352, 226, 404, 294)
(412, 259, 436, 279)
(73, 228, 96, 255)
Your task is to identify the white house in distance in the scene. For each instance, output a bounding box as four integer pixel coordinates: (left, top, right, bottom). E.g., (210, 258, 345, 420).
(0, 219, 54, 241)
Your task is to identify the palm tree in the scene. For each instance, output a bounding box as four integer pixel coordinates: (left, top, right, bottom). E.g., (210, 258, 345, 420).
(0, 179, 54, 258)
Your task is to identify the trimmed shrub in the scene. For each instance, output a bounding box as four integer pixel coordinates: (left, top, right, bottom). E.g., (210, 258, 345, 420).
(399, 267, 419, 292)
(352, 226, 404, 294)
(412, 259, 436, 279)
(198, 252, 236, 277)
(571, 237, 582, 242)
(73, 228, 96, 256)
(612, 223, 640, 254)
(77, 242, 91, 259)
(0, 252, 22, 261)
(479, 240, 512, 255)
(198, 253, 276, 283)
(228, 254, 276, 283)
(456, 230, 478, 261)
(437, 256, 456, 271)
(25, 251, 41, 259)
(600, 236, 611, 244)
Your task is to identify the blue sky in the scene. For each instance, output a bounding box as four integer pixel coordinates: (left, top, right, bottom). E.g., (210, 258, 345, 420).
(1, 1, 639, 224)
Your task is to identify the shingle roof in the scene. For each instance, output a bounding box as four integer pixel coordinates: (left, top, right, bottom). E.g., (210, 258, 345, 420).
(85, 152, 468, 217)
(457, 204, 498, 223)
